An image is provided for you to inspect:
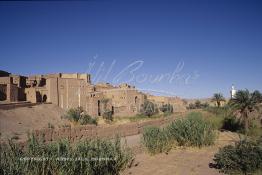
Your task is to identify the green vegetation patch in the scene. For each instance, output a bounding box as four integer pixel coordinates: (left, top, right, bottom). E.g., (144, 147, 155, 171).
(168, 112, 217, 147)
(0, 135, 133, 175)
(213, 137, 262, 175)
(62, 107, 98, 125)
(142, 112, 217, 154)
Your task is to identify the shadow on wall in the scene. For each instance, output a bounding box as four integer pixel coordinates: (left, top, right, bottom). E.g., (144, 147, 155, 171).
(0, 85, 7, 101)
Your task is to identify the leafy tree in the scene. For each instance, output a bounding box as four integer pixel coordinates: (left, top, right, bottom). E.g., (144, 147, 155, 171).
(212, 93, 226, 108)
(229, 90, 262, 133)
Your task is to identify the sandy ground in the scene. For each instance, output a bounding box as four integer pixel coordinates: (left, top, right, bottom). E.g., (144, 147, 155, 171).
(0, 104, 68, 141)
(121, 131, 240, 175)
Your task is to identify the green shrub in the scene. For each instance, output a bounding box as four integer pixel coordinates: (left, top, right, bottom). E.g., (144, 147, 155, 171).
(187, 100, 209, 109)
(63, 107, 83, 122)
(205, 106, 246, 132)
(213, 137, 262, 175)
(102, 109, 113, 121)
(222, 116, 243, 132)
(78, 114, 97, 125)
(142, 112, 217, 154)
(159, 104, 173, 114)
(246, 119, 262, 139)
(140, 100, 159, 117)
(206, 114, 225, 130)
(142, 126, 173, 155)
(167, 112, 217, 147)
(0, 135, 133, 175)
(62, 107, 97, 125)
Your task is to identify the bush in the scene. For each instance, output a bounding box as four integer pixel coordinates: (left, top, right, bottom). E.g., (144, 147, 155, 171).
(0, 135, 133, 175)
(205, 106, 231, 116)
(213, 137, 262, 175)
(159, 104, 173, 114)
(78, 114, 98, 125)
(205, 106, 245, 132)
(62, 107, 97, 125)
(102, 109, 113, 121)
(141, 112, 217, 154)
(63, 107, 83, 122)
(222, 116, 243, 132)
(167, 112, 217, 147)
(140, 101, 159, 117)
(187, 100, 209, 109)
(142, 126, 172, 155)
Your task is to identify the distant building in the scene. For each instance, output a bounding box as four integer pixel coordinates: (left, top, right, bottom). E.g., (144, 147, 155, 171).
(230, 84, 237, 99)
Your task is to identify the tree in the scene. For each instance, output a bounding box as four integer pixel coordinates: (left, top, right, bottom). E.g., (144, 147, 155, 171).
(212, 93, 225, 108)
(229, 89, 262, 133)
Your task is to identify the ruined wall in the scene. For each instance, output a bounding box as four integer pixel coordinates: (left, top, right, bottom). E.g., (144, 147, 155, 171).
(33, 115, 178, 143)
(95, 83, 115, 91)
(0, 77, 12, 84)
(103, 89, 145, 117)
(6, 84, 18, 101)
(0, 77, 20, 102)
(25, 88, 37, 103)
(147, 95, 186, 112)
(10, 75, 27, 88)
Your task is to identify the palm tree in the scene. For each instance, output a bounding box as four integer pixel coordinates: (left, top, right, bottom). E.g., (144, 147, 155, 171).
(229, 89, 262, 133)
(212, 93, 225, 108)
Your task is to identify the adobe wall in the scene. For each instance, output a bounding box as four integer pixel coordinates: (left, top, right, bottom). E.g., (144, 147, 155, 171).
(10, 75, 27, 88)
(103, 89, 145, 117)
(47, 77, 105, 116)
(60, 73, 91, 83)
(0, 101, 38, 110)
(33, 115, 178, 143)
(0, 77, 12, 84)
(5, 84, 18, 101)
(147, 95, 186, 112)
(25, 88, 37, 103)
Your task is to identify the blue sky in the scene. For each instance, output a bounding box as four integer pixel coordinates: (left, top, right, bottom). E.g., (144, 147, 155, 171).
(0, 0, 262, 98)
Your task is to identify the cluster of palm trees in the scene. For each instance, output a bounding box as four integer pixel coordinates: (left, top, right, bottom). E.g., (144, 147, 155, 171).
(211, 90, 262, 133)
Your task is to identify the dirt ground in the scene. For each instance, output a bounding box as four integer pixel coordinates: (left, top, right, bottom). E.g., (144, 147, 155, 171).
(0, 105, 241, 175)
(121, 131, 240, 175)
(0, 104, 68, 141)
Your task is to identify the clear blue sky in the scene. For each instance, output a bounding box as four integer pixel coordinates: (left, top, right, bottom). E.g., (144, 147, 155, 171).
(0, 0, 261, 98)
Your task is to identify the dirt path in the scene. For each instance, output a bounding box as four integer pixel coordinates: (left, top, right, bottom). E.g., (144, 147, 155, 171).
(121, 131, 239, 175)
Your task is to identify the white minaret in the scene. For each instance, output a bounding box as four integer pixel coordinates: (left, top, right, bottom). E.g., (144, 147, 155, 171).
(230, 84, 236, 99)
